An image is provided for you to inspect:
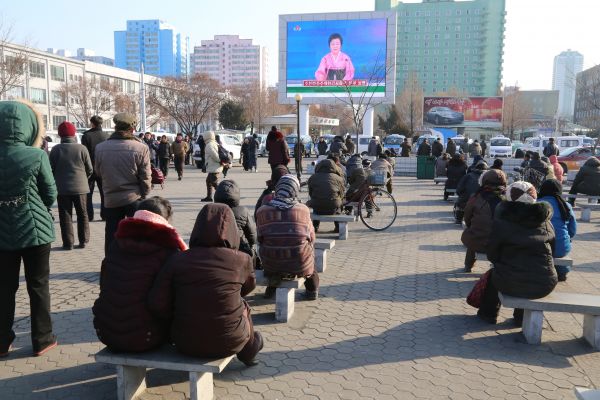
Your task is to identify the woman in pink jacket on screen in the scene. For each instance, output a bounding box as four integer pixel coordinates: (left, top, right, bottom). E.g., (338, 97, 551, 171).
(315, 33, 355, 81)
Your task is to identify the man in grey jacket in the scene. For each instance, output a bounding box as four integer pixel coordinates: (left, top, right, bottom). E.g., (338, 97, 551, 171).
(95, 113, 151, 254)
(49, 122, 93, 250)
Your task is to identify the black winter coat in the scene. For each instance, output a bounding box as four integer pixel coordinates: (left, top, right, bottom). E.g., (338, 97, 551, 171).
(157, 142, 172, 159)
(571, 157, 600, 196)
(81, 126, 109, 167)
(456, 169, 484, 207)
(317, 141, 328, 155)
(446, 140, 457, 156)
(445, 158, 467, 190)
(489, 201, 557, 299)
(307, 159, 346, 212)
(329, 137, 347, 154)
(432, 141, 444, 157)
(417, 142, 431, 156)
(215, 180, 257, 255)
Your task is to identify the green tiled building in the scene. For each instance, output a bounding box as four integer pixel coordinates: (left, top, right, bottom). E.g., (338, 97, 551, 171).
(375, 0, 505, 97)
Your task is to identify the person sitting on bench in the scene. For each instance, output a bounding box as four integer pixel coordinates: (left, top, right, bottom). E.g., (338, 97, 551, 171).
(148, 204, 262, 366)
(455, 160, 488, 223)
(568, 156, 600, 206)
(307, 159, 346, 233)
(93, 197, 188, 352)
(254, 165, 289, 219)
(371, 153, 394, 194)
(538, 179, 577, 282)
(476, 181, 557, 326)
(461, 169, 506, 272)
(256, 175, 319, 300)
(445, 154, 467, 201)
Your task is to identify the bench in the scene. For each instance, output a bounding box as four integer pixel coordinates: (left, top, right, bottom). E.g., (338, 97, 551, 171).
(314, 239, 335, 273)
(95, 345, 233, 400)
(310, 213, 356, 240)
(498, 292, 600, 349)
(445, 188, 457, 202)
(434, 177, 447, 184)
(579, 203, 600, 222)
(255, 270, 305, 322)
(563, 194, 600, 204)
(474, 253, 573, 269)
(575, 387, 600, 400)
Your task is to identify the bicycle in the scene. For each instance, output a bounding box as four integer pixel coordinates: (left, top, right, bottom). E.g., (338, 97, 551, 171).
(346, 169, 397, 231)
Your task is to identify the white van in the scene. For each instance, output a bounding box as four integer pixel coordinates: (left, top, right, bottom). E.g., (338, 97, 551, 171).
(357, 135, 381, 155)
(489, 135, 512, 158)
(522, 135, 550, 155)
(556, 135, 595, 150)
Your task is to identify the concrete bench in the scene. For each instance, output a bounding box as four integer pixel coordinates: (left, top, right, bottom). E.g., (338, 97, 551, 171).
(314, 238, 335, 273)
(575, 387, 600, 400)
(498, 292, 600, 349)
(310, 213, 356, 240)
(579, 203, 600, 222)
(255, 270, 305, 322)
(434, 177, 447, 184)
(474, 252, 573, 268)
(447, 194, 458, 202)
(563, 194, 600, 204)
(95, 345, 233, 400)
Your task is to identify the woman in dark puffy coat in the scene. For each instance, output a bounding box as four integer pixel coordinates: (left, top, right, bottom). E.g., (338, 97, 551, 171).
(215, 180, 257, 258)
(477, 181, 556, 325)
(461, 170, 506, 272)
(266, 126, 290, 171)
(307, 159, 346, 232)
(568, 156, 600, 205)
(93, 197, 187, 352)
(444, 154, 467, 201)
(455, 160, 488, 222)
(148, 204, 262, 365)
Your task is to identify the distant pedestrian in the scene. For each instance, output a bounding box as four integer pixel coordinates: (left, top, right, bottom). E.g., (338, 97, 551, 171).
(469, 140, 482, 158)
(417, 139, 431, 156)
(543, 137, 560, 157)
(81, 115, 109, 221)
(446, 138, 457, 156)
(248, 134, 259, 172)
(491, 158, 503, 170)
(95, 113, 151, 254)
(480, 140, 487, 157)
(266, 126, 290, 171)
(400, 138, 411, 157)
(241, 138, 251, 171)
(196, 133, 207, 173)
(432, 138, 444, 157)
(143, 132, 159, 167)
(157, 135, 172, 178)
(49, 122, 93, 250)
(317, 137, 328, 156)
(0, 100, 58, 357)
(330, 135, 347, 155)
(216, 135, 231, 177)
(367, 136, 382, 157)
(345, 135, 356, 155)
(201, 131, 223, 202)
(171, 133, 188, 180)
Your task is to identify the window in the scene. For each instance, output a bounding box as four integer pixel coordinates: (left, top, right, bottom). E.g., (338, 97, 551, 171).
(30, 88, 46, 104)
(51, 90, 64, 106)
(50, 65, 65, 81)
(5, 56, 24, 74)
(52, 115, 66, 128)
(6, 85, 24, 99)
(29, 61, 45, 78)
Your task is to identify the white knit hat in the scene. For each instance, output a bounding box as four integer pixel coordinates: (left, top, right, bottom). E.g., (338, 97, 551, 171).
(506, 181, 537, 203)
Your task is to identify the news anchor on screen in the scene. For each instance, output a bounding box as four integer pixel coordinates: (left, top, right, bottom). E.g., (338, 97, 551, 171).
(315, 33, 355, 81)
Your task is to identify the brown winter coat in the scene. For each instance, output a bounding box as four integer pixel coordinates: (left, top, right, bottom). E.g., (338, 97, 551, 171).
(170, 140, 189, 157)
(461, 190, 502, 253)
(307, 159, 346, 213)
(148, 204, 255, 358)
(256, 202, 315, 277)
(266, 130, 290, 166)
(92, 216, 186, 352)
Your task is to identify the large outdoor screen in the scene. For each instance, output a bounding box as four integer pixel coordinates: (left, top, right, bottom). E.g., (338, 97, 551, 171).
(279, 12, 396, 105)
(423, 97, 503, 128)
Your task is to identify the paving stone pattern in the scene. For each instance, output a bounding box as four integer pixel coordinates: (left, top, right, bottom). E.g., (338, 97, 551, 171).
(1, 159, 599, 399)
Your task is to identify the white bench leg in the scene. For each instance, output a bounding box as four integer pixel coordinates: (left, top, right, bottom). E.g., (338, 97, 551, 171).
(275, 287, 295, 322)
(338, 222, 348, 240)
(315, 249, 327, 273)
(583, 314, 600, 350)
(522, 310, 544, 344)
(581, 208, 592, 222)
(116, 365, 146, 400)
(190, 371, 214, 400)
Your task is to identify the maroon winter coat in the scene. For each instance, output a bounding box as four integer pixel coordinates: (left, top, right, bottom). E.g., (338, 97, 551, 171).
(92, 217, 187, 352)
(266, 130, 290, 167)
(148, 204, 256, 358)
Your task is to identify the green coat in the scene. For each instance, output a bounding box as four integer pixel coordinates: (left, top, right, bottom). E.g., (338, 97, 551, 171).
(0, 101, 57, 251)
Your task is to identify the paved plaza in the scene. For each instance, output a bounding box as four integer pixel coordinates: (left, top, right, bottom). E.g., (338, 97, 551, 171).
(1, 158, 600, 400)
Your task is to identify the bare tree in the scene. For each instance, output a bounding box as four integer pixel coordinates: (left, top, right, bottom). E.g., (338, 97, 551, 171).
(229, 80, 269, 133)
(113, 87, 169, 131)
(148, 74, 223, 136)
(58, 74, 119, 127)
(501, 87, 534, 140)
(0, 18, 28, 99)
(575, 66, 600, 138)
(396, 71, 424, 137)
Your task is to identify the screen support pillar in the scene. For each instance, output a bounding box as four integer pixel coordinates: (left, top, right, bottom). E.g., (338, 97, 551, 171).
(363, 107, 374, 137)
(300, 104, 309, 136)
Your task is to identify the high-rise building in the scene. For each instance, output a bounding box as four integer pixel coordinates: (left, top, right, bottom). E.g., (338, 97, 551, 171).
(552, 50, 583, 120)
(190, 35, 268, 88)
(574, 64, 600, 131)
(114, 19, 188, 78)
(48, 48, 115, 66)
(375, 0, 506, 97)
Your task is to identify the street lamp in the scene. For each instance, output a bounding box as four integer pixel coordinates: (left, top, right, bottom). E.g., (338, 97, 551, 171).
(295, 93, 303, 181)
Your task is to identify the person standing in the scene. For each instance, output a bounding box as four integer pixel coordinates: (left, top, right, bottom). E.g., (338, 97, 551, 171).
(49, 122, 93, 250)
(95, 113, 151, 254)
(196, 133, 207, 173)
(480, 140, 487, 157)
(345, 135, 356, 155)
(445, 137, 456, 156)
(417, 139, 432, 156)
(432, 137, 444, 158)
(142, 132, 159, 167)
(157, 135, 172, 178)
(184, 136, 192, 165)
(81, 115, 109, 221)
(0, 100, 58, 357)
(266, 126, 290, 171)
(367, 137, 382, 157)
(201, 131, 223, 202)
(171, 133, 188, 181)
(469, 139, 482, 158)
(317, 137, 328, 156)
(543, 137, 560, 157)
(248, 134, 259, 172)
(241, 138, 250, 171)
(400, 138, 411, 157)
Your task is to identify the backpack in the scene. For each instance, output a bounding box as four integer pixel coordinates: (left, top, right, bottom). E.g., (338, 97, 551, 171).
(217, 144, 231, 164)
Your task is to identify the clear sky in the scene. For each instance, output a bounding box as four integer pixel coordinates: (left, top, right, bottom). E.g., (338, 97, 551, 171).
(1, 0, 599, 90)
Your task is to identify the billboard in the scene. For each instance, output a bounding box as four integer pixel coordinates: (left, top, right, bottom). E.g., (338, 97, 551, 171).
(278, 12, 397, 105)
(423, 97, 503, 128)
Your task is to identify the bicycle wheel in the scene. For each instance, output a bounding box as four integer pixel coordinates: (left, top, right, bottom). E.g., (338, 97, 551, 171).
(358, 187, 397, 231)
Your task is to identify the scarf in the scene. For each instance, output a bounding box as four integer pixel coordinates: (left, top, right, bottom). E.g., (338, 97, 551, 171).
(268, 174, 300, 210)
(539, 179, 570, 221)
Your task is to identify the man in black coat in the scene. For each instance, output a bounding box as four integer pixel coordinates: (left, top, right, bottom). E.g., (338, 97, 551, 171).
(417, 139, 432, 156)
(81, 115, 109, 221)
(543, 137, 560, 157)
(446, 138, 457, 156)
(432, 138, 444, 157)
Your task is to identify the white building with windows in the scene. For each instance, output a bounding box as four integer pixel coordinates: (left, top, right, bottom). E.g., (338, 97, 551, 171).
(190, 35, 268, 88)
(0, 42, 173, 132)
(552, 49, 584, 120)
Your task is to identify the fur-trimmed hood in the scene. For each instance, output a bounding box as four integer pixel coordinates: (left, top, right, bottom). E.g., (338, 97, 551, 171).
(495, 201, 552, 229)
(115, 217, 188, 252)
(0, 99, 45, 148)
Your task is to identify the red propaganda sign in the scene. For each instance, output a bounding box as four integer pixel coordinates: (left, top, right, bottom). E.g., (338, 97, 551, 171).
(423, 97, 503, 127)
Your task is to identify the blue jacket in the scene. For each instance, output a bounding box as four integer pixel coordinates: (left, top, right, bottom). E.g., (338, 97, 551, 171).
(539, 196, 576, 258)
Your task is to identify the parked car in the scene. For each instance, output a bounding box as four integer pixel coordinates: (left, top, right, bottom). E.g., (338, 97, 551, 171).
(383, 134, 406, 155)
(286, 135, 314, 157)
(255, 134, 268, 156)
(425, 107, 464, 125)
(489, 135, 512, 158)
(556, 146, 600, 173)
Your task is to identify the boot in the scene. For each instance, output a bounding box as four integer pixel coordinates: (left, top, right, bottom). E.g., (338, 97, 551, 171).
(201, 184, 213, 202)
